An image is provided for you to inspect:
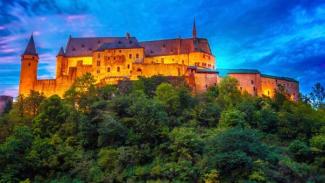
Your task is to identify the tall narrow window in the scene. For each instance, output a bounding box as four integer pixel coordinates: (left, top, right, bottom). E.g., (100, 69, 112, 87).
(251, 80, 254, 84)
(97, 61, 100, 66)
(117, 67, 120, 72)
(98, 53, 100, 58)
(129, 54, 132, 59)
(161, 58, 164, 63)
(136, 53, 139, 58)
(107, 67, 110, 72)
(127, 64, 130, 69)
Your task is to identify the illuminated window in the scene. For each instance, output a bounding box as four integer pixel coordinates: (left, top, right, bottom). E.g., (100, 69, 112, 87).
(107, 67, 110, 72)
(97, 61, 100, 66)
(117, 67, 120, 72)
(129, 54, 132, 59)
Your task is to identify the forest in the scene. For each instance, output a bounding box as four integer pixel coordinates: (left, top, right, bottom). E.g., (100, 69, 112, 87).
(0, 74, 324, 183)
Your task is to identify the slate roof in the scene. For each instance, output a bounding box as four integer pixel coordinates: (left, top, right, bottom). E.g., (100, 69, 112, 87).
(65, 37, 140, 57)
(261, 74, 298, 83)
(97, 38, 142, 51)
(23, 35, 37, 55)
(188, 66, 218, 73)
(139, 38, 212, 56)
(217, 69, 260, 77)
(217, 69, 298, 83)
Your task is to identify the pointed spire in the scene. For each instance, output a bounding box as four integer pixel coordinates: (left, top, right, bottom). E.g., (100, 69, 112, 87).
(57, 47, 65, 56)
(192, 17, 197, 39)
(23, 34, 38, 55)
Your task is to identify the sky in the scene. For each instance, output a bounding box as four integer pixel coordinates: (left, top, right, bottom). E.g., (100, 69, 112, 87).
(0, 0, 324, 97)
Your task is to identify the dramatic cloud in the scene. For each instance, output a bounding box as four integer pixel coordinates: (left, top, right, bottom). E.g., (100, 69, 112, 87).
(0, 0, 324, 96)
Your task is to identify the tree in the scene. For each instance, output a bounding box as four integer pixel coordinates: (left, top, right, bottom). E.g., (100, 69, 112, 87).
(97, 115, 127, 147)
(24, 91, 45, 117)
(64, 73, 98, 113)
(217, 77, 241, 107)
(155, 83, 180, 115)
(32, 95, 69, 137)
(309, 82, 325, 109)
(219, 108, 246, 128)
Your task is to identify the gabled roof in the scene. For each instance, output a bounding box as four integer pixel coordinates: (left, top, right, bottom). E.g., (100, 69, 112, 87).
(23, 35, 37, 55)
(65, 37, 140, 57)
(139, 38, 212, 56)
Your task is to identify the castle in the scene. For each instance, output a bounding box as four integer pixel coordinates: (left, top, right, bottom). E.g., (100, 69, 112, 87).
(19, 21, 299, 100)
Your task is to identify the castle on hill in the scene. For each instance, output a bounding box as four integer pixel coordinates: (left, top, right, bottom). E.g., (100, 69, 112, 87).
(19, 21, 299, 100)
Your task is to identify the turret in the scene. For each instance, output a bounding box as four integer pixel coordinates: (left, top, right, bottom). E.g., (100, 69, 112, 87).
(19, 34, 39, 96)
(56, 47, 65, 77)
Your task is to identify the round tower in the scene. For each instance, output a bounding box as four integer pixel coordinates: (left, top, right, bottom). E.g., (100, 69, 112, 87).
(19, 35, 39, 96)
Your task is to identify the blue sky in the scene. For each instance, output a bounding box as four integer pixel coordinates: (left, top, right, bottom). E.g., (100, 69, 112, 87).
(0, 0, 324, 96)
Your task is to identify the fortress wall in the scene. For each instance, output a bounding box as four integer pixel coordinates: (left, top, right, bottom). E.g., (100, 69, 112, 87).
(131, 63, 188, 79)
(192, 72, 218, 93)
(189, 52, 215, 69)
(228, 73, 261, 96)
(261, 76, 299, 101)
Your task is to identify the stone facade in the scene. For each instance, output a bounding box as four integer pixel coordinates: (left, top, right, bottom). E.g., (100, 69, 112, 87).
(18, 22, 299, 100)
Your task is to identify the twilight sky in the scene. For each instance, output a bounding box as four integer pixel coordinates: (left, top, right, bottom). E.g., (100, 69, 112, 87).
(0, 0, 324, 96)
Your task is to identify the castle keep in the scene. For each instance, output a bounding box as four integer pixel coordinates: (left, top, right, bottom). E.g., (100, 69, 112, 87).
(19, 22, 299, 100)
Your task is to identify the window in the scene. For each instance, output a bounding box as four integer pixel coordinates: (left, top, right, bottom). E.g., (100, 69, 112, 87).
(98, 53, 100, 58)
(182, 60, 184, 64)
(119, 50, 122, 53)
(127, 64, 130, 69)
(97, 70, 100, 74)
(97, 61, 101, 66)
(107, 57, 110, 60)
(107, 67, 110, 72)
(240, 87, 242, 90)
(129, 54, 132, 59)
(161, 58, 164, 63)
(136, 53, 139, 58)
(251, 80, 254, 84)
(117, 67, 120, 72)
(268, 90, 270, 96)
(28, 62, 31, 66)
(253, 87, 256, 91)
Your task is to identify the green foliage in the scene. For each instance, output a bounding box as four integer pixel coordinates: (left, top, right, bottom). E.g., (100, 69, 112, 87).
(0, 76, 324, 182)
(219, 108, 246, 128)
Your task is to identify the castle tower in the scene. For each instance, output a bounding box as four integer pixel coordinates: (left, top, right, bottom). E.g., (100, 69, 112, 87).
(192, 18, 197, 39)
(56, 47, 65, 78)
(19, 35, 39, 96)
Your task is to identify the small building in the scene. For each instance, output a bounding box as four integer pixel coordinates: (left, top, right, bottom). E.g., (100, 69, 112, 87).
(0, 96, 13, 114)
